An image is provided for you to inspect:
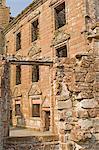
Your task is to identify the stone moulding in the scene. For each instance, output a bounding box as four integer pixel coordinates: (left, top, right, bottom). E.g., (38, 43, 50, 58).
(3, 0, 48, 34)
(49, 0, 63, 7)
(28, 83, 42, 96)
(12, 86, 22, 98)
(28, 10, 40, 22)
(52, 30, 70, 46)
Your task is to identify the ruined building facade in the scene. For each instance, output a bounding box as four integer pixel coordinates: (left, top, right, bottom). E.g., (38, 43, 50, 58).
(0, 0, 99, 149)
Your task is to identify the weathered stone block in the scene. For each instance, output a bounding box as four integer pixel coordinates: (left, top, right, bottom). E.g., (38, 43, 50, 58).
(80, 99, 98, 109)
(65, 123, 73, 131)
(96, 72, 99, 82)
(74, 66, 87, 73)
(85, 72, 95, 83)
(75, 91, 94, 100)
(94, 133, 99, 141)
(78, 109, 89, 119)
(64, 72, 74, 83)
(88, 109, 97, 118)
(75, 72, 86, 82)
(70, 127, 85, 142)
(93, 118, 99, 126)
(80, 91, 94, 99)
(81, 57, 90, 68)
(78, 119, 93, 130)
(74, 83, 93, 93)
(57, 100, 72, 110)
(93, 83, 99, 92)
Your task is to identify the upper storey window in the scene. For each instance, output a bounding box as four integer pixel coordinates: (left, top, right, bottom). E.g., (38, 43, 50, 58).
(16, 32, 21, 51)
(54, 2, 66, 29)
(56, 45, 67, 57)
(16, 65, 21, 85)
(32, 65, 39, 82)
(31, 19, 39, 42)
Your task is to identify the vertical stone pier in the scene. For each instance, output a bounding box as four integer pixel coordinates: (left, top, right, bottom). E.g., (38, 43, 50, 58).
(0, 61, 10, 150)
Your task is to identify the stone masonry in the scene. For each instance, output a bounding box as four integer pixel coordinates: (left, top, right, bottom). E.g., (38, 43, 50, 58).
(0, 0, 99, 150)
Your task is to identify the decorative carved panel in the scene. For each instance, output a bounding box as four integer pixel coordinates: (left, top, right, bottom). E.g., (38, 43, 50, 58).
(12, 86, 22, 98)
(28, 43, 41, 58)
(28, 83, 42, 96)
(52, 30, 70, 46)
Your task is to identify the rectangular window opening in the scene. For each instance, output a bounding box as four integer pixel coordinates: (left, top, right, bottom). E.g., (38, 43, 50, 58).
(31, 19, 39, 42)
(15, 104, 21, 116)
(56, 45, 67, 57)
(55, 2, 66, 29)
(16, 65, 21, 85)
(16, 32, 21, 51)
(32, 65, 39, 82)
(32, 104, 40, 117)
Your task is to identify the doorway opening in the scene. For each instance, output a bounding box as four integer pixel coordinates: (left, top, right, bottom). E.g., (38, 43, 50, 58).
(45, 111, 50, 131)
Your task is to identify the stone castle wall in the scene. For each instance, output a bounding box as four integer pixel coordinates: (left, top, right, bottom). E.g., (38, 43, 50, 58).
(54, 43, 99, 149)
(0, 0, 98, 150)
(3, 135, 59, 150)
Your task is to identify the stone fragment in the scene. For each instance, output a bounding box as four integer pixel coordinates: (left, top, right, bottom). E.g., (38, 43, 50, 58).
(80, 91, 94, 99)
(93, 118, 99, 126)
(88, 109, 97, 118)
(59, 122, 65, 130)
(96, 72, 99, 82)
(85, 72, 95, 83)
(66, 142, 75, 150)
(94, 133, 99, 141)
(75, 91, 94, 100)
(81, 57, 90, 68)
(70, 127, 85, 142)
(68, 84, 80, 92)
(58, 111, 65, 121)
(78, 109, 89, 119)
(65, 124, 72, 131)
(56, 96, 69, 101)
(58, 100, 72, 110)
(80, 99, 98, 109)
(75, 66, 87, 73)
(93, 83, 99, 92)
(61, 83, 70, 99)
(64, 72, 74, 83)
(75, 72, 86, 82)
(84, 132, 92, 139)
(78, 119, 93, 130)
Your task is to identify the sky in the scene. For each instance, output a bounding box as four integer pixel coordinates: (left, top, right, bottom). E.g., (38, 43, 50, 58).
(7, 0, 32, 17)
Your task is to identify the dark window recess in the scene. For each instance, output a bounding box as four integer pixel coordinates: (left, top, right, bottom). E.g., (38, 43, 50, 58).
(32, 65, 39, 82)
(32, 104, 40, 117)
(16, 65, 21, 85)
(31, 19, 39, 42)
(15, 104, 21, 116)
(16, 32, 21, 51)
(56, 45, 67, 57)
(55, 2, 66, 29)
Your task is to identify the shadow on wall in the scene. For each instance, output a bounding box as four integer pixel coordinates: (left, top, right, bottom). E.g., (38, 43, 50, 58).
(1, 62, 12, 137)
(1, 62, 26, 135)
